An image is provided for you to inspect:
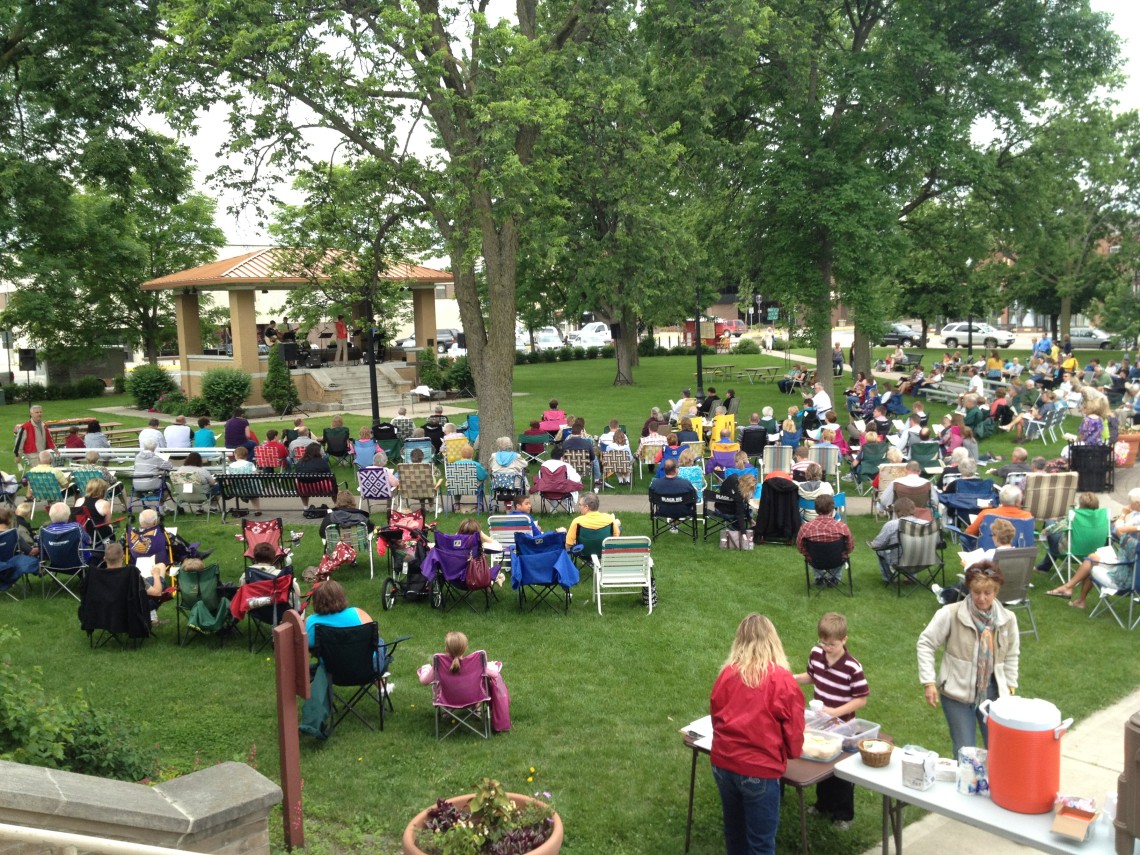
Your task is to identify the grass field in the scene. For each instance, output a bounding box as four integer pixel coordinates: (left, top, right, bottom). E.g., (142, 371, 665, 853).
(2, 351, 1138, 855)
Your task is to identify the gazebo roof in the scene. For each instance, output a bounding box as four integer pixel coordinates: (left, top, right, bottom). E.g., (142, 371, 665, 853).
(142, 247, 453, 291)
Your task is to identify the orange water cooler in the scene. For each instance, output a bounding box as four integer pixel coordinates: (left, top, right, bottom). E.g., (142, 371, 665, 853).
(980, 697, 1072, 814)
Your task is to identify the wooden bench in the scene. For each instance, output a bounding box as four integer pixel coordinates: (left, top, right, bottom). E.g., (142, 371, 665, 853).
(216, 472, 343, 521)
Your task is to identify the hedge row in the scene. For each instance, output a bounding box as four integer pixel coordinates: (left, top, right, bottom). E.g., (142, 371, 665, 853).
(3, 377, 107, 404)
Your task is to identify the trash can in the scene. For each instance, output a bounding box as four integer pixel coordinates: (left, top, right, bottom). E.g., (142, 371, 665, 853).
(0, 389, 6, 406)
(1068, 443, 1114, 493)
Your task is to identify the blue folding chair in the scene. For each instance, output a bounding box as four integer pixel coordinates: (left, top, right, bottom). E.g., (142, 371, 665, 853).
(511, 530, 579, 614)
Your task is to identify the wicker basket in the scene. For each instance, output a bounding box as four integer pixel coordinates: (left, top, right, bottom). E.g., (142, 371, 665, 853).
(858, 738, 894, 767)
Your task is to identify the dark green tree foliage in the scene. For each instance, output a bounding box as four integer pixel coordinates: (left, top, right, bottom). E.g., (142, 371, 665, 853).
(648, 0, 1118, 386)
(0, 136, 225, 363)
(153, 0, 602, 462)
(984, 105, 1140, 338)
(1, 0, 157, 261)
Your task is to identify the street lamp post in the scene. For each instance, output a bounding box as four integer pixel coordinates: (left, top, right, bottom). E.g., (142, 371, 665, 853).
(694, 291, 704, 399)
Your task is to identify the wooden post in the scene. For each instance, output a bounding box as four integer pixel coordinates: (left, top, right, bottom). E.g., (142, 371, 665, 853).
(274, 610, 310, 850)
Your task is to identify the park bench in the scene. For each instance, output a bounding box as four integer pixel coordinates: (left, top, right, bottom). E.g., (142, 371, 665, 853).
(216, 471, 343, 521)
(900, 351, 924, 369)
(918, 381, 968, 406)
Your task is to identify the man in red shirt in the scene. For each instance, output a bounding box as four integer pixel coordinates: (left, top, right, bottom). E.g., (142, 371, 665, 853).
(334, 314, 348, 365)
(13, 405, 55, 469)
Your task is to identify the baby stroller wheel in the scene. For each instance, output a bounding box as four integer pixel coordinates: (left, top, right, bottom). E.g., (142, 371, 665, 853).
(381, 577, 398, 610)
(430, 578, 443, 609)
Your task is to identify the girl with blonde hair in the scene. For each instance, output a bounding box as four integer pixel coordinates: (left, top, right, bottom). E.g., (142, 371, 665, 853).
(417, 630, 512, 731)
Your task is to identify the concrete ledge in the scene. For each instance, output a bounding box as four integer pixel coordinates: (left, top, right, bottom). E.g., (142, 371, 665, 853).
(0, 760, 281, 854)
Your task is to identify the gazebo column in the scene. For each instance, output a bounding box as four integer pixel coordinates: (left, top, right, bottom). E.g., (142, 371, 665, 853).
(412, 285, 437, 350)
(229, 290, 261, 375)
(175, 291, 202, 375)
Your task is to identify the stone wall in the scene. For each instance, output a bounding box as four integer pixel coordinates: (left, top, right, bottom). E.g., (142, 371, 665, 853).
(0, 760, 281, 855)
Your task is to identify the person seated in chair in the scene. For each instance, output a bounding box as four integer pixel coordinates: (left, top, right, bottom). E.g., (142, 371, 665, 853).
(962, 484, 1032, 539)
(987, 446, 1032, 484)
(164, 415, 193, 449)
(352, 426, 378, 468)
(603, 431, 633, 485)
(868, 497, 927, 583)
(84, 419, 112, 454)
(877, 460, 931, 514)
(174, 451, 221, 502)
(305, 580, 388, 669)
(636, 420, 668, 458)
(27, 450, 70, 490)
(713, 470, 755, 533)
(649, 461, 698, 533)
(534, 447, 583, 505)
(244, 541, 300, 606)
(71, 478, 114, 546)
(674, 417, 700, 444)
(709, 426, 739, 454)
(193, 417, 216, 448)
(797, 463, 833, 521)
(562, 419, 600, 481)
(778, 365, 805, 394)
(452, 445, 488, 487)
(224, 408, 257, 454)
(565, 491, 621, 548)
(296, 442, 333, 508)
(508, 495, 546, 536)
(132, 439, 173, 495)
(226, 447, 263, 515)
(392, 407, 416, 440)
(103, 541, 170, 627)
(668, 388, 694, 424)
(790, 446, 812, 482)
(319, 490, 375, 540)
(698, 387, 720, 418)
(42, 500, 89, 552)
(417, 630, 511, 732)
(491, 436, 528, 482)
(796, 494, 854, 587)
(425, 405, 450, 429)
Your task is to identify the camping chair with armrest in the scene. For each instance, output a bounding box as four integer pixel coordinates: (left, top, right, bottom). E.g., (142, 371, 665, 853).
(994, 546, 1039, 640)
(701, 485, 741, 543)
(1088, 551, 1140, 630)
(232, 568, 296, 652)
(754, 477, 801, 545)
(26, 470, 75, 519)
(0, 528, 38, 600)
(854, 441, 889, 496)
(532, 465, 578, 515)
(395, 462, 442, 518)
(357, 466, 395, 515)
(323, 523, 375, 580)
(422, 530, 499, 613)
(511, 530, 579, 614)
(487, 514, 536, 573)
(591, 535, 655, 615)
(647, 484, 699, 542)
(706, 449, 739, 485)
(740, 431, 767, 465)
(489, 470, 527, 512)
(517, 434, 549, 467)
(422, 423, 445, 458)
(939, 478, 998, 529)
(892, 481, 937, 519)
(374, 437, 402, 466)
(38, 523, 89, 601)
(801, 536, 853, 597)
(637, 443, 663, 482)
(175, 562, 234, 647)
(1044, 506, 1110, 586)
(973, 516, 1037, 551)
(443, 463, 487, 514)
(314, 623, 411, 734)
(431, 650, 493, 740)
(571, 522, 614, 573)
(889, 519, 943, 597)
(242, 517, 288, 567)
(599, 450, 633, 492)
(169, 471, 217, 523)
(322, 427, 353, 467)
(78, 566, 151, 649)
(1021, 471, 1079, 526)
(253, 444, 284, 471)
(909, 441, 944, 478)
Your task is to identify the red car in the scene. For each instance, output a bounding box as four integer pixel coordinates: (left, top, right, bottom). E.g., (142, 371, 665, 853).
(720, 320, 747, 337)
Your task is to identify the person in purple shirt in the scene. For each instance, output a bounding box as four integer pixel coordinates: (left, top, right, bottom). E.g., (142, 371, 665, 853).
(223, 408, 257, 453)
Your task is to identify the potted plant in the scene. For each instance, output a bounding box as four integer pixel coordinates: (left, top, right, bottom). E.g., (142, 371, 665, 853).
(402, 777, 563, 855)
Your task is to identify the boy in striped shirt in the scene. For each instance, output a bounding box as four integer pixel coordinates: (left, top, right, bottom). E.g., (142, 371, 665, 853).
(795, 612, 869, 830)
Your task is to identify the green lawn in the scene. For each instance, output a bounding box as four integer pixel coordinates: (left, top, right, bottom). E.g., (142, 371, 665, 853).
(3, 357, 1138, 855)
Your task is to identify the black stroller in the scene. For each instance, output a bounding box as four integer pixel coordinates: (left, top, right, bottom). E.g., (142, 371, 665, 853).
(379, 508, 441, 609)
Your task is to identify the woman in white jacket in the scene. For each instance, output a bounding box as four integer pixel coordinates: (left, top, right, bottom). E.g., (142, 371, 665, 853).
(917, 560, 1020, 758)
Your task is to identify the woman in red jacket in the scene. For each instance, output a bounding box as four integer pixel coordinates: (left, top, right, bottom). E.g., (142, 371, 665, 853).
(710, 614, 805, 855)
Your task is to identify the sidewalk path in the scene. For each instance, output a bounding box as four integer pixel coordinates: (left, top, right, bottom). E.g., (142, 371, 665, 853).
(858, 689, 1140, 855)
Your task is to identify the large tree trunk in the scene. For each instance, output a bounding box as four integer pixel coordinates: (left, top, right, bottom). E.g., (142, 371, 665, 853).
(851, 327, 873, 378)
(1059, 294, 1073, 340)
(613, 305, 638, 385)
(452, 214, 518, 468)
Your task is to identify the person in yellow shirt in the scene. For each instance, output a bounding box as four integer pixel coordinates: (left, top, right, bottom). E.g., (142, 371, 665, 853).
(564, 492, 621, 548)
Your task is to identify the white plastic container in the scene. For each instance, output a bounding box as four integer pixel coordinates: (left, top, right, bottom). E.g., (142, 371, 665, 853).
(901, 749, 937, 791)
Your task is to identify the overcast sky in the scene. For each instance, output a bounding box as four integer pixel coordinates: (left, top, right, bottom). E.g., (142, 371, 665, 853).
(184, 0, 1140, 250)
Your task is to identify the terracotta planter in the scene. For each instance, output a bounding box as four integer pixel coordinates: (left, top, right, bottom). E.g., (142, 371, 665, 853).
(402, 792, 563, 855)
(1119, 433, 1140, 469)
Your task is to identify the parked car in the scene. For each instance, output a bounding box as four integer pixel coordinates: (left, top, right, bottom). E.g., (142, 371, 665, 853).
(567, 321, 612, 348)
(720, 319, 747, 338)
(531, 327, 564, 351)
(879, 322, 919, 347)
(940, 321, 1015, 349)
(399, 328, 465, 355)
(1067, 327, 1115, 350)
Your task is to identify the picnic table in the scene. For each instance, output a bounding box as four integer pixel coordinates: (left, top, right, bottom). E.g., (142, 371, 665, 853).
(36, 420, 123, 444)
(741, 366, 780, 384)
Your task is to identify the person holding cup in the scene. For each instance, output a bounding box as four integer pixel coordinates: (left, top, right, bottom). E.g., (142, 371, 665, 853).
(917, 560, 1020, 758)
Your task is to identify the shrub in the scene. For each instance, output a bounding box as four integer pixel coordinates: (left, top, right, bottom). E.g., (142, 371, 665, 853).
(445, 357, 474, 395)
(113, 374, 126, 394)
(200, 367, 251, 420)
(572, 346, 586, 361)
(773, 336, 788, 350)
(0, 625, 155, 781)
(600, 344, 615, 359)
(417, 348, 446, 390)
(671, 345, 692, 356)
(540, 348, 558, 363)
(72, 376, 107, 398)
(2, 384, 19, 403)
(261, 344, 300, 415)
(734, 338, 760, 354)
(637, 337, 658, 357)
(557, 346, 574, 363)
(185, 396, 210, 417)
(126, 364, 177, 409)
(515, 349, 529, 365)
(155, 388, 188, 415)
(585, 346, 600, 360)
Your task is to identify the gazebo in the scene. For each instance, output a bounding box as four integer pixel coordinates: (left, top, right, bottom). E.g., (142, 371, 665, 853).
(143, 248, 454, 407)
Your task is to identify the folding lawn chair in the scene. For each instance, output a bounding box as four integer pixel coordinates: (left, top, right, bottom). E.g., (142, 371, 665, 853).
(431, 650, 492, 740)
(511, 530, 578, 614)
(801, 536, 853, 597)
(1088, 552, 1140, 630)
(357, 465, 395, 514)
(444, 462, 486, 513)
(995, 546, 1039, 640)
(421, 531, 499, 612)
(591, 535, 655, 615)
(889, 519, 943, 597)
(323, 523, 375, 579)
(314, 623, 411, 734)
(175, 562, 234, 647)
(38, 523, 89, 601)
(78, 566, 152, 649)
